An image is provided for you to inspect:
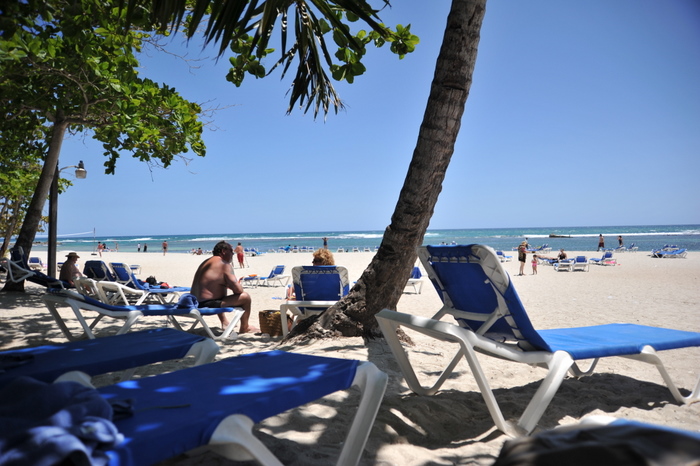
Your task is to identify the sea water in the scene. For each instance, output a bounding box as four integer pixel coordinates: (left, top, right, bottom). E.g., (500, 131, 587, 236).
(30, 225, 700, 255)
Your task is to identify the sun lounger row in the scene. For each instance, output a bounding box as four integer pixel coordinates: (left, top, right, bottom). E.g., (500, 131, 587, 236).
(43, 288, 244, 341)
(82, 260, 190, 303)
(652, 247, 688, 258)
(0, 332, 387, 465)
(612, 242, 638, 252)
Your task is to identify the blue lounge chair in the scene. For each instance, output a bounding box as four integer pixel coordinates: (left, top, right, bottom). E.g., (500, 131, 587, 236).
(572, 255, 589, 272)
(0, 247, 68, 289)
(554, 258, 575, 272)
(42, 289, 244, 341)
(0, 328, 218, 388)
(280, 265, 350, 336)
(258, 264, 290, 287)
(109, 262, 190, 303)
(27, 256, 45, 271)
(242, 265, 290, 288)
(589, 251, 615, 265)
(83, 260, 117, 281)
(652, 248, 688, 258)
(0, 350, 387, 465)
(496, 250, 512, 262)
(375, 244, 700, 436)
(404, 266, 424, 294)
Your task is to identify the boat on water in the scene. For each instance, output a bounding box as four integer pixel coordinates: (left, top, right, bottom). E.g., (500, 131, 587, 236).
(549, 234, 571, 238)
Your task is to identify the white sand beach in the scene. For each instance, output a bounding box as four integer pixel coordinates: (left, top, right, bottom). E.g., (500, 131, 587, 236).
(1, 247, 699, 465)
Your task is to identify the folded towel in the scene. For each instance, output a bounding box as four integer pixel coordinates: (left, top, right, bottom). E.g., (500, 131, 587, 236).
(177, 294, 199, 309)
(0, 376, 123, 466)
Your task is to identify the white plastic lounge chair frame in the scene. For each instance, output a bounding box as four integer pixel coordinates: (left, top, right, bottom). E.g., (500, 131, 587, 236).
(376, 244, 700, 436)
(42, 289, 244, 341)
(404, 267, 424, 294)
(259, 265, 291, 287)
(554, 259, 574, 272)
(0, 247, 67, 288)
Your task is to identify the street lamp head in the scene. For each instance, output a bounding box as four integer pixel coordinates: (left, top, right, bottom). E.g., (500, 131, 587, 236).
(75, 160, 87, 179)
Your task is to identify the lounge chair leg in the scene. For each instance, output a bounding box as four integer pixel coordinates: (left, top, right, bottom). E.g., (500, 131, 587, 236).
(337, 362, 388, 466)
(624, 346, 700, 404)
(207, 414, 283, 465)
(517, 351, 575, 434)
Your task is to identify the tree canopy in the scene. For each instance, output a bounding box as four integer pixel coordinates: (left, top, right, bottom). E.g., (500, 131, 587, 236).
(119, 0, 419, 117)
(0, 0, 208, 283)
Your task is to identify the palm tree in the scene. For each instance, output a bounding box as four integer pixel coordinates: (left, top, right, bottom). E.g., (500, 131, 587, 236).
(127, 0, 487, 338)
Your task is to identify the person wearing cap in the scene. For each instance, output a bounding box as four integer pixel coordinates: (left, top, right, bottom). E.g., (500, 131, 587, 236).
(59, 252, 84, 287)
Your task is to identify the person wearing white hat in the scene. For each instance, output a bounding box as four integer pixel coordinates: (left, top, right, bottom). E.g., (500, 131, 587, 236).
(58, 252, 84, 287)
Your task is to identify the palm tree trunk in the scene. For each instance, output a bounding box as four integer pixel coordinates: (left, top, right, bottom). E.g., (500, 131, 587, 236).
(2, 117, 68, 292)
(291, 0, 487, 339)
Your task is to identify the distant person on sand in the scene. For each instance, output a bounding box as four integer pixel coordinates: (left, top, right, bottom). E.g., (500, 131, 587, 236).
(137, 243, 141, 252)
(59, 252, 84, 287)
(162, 241, 168, 255)
(143, 244, 148, 252)
(517, 241, 527, 276)
(323, 237, 328, 249)
(531, 255, 538, 275)
(598, 234, 605, 251)
(97, 242, 104, 257)
(234, 242, 245, 268)
(618, 235, 623, 247)
(191, 241, 257, 334)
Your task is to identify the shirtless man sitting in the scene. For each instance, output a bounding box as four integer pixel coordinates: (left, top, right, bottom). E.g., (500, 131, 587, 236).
(191, 241, 258, 334)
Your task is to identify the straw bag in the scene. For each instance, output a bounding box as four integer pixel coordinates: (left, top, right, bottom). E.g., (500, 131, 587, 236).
(259, 310, 283, 337)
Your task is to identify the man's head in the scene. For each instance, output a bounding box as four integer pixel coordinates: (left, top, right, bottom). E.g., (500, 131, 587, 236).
(213, 241, 233, 257)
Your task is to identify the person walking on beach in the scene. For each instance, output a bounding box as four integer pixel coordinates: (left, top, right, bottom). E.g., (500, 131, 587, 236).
(323, 237, 328, 249)
(517, 241, 528, 276)
(191, 241, 257, 334)
(143, 244, 148, 252)
(137, 243, 141, 252)
(234, 242, 245, 268)
(162, 241, 168, 255)
(618, 235, 623, 247)
(598, 234, 605, 251)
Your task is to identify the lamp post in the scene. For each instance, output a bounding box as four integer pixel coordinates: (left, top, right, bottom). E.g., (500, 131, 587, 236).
(47, 161, 87, 278)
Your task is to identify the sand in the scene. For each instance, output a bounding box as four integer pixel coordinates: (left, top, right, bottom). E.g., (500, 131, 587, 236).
(1, 247, 699, 465)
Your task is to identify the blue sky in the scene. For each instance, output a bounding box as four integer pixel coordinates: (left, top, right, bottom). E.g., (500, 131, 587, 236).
(54, 0, 700, 237)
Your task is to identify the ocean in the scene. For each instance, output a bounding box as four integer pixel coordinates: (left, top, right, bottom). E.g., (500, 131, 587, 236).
(30, 224, 700, 255)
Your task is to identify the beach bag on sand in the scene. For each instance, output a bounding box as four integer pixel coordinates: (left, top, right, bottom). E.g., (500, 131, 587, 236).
(145, 276, 158, 286)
